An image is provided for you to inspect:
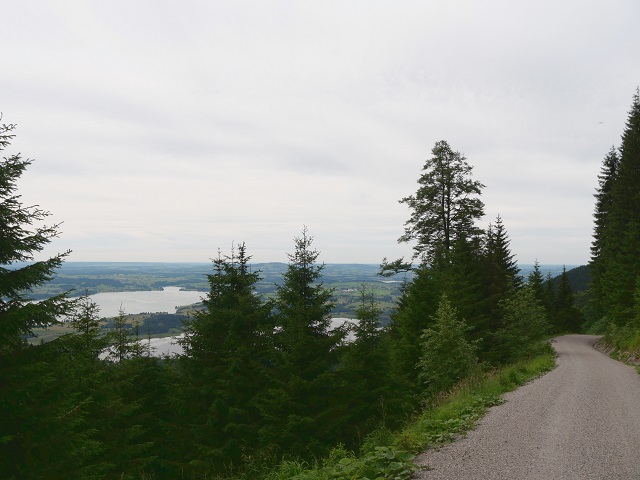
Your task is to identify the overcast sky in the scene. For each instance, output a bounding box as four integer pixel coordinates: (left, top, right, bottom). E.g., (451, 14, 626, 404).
(2, 1, 639, 265)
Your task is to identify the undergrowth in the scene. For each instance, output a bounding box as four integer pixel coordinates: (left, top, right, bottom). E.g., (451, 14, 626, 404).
(394, 343, 556, 454)
(224, 343, 556, 480)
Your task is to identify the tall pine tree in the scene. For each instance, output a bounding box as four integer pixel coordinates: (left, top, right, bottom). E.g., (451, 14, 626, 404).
(178, 243, 273, 473)
(591, 90, 640, 326)
(259, 228, 344, 458)
(396, 140, 485, 266)
(0, 121, 74, 354)
(589, 146, 619, 320)
(480, 215, 521, 348)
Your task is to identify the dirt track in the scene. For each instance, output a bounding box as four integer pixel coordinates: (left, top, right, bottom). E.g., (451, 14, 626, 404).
(414, 334, 640, 479)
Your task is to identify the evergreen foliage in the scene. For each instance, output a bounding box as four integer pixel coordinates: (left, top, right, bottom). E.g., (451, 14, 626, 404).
(493, 285, 551, 363)
(527, 261, 545, 302)
(483, 216, 521, 313)
(178, 243, 272, 473)
(417, 295, 477, 398)
(475, 217, 522, 358)
(590, 90, 640, 327)
(0, 121, 74, 354)
(336, 286, 400, 444)
(386, 267, 442, 391)
(396, 140, 485, 265)
(590, 146, 619, 319)
(70, 293, 108, 357)
(441, 234, 486, 327)
(259, 228, 344, 458)
(553, 266, 584, 332)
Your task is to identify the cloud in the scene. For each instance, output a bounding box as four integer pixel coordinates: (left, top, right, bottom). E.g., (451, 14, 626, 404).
(2, 0, 640, 264)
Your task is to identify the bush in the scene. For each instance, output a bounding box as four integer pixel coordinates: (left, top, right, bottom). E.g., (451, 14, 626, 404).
(493, 286, 551, 363)
(417, 295, 477, 397)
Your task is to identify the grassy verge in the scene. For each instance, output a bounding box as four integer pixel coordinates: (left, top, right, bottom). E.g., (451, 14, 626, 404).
(598, 324, 640, 366)
(393, 345, 556, 454)
(234, 343, 557, 480)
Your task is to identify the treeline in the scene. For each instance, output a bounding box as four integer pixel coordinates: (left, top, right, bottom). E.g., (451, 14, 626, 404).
(587, 90, 640, 349)
(1, 122, 582, 479)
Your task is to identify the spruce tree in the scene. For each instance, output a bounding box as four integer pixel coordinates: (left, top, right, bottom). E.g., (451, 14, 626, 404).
(336, 286, 398, 443)
(554, 266, 584, 332)
(396, 140, 485, 265)
(527, 260, 545, 302)
(0, 333, 117, 478)
(385, 266, 442, 392)
(178, 243, 272, 473)
(0, 121, 113, 477)
(70, 293, 108, 358)
(259, 228, 343, 458)
(417, 294, 476, 399)
(483, 216, 521, 308)
(0, 121, 73, 354)
(493, 285, 550, 363)
(589, 147, 619, 319)
(478, 216, 521, 359)
(543, 271, 557, 319)
(107, 306, 135, 362)
(444, 233, 486, 339)
(591, 90, 640, 326)
(383, 140, 485, 391)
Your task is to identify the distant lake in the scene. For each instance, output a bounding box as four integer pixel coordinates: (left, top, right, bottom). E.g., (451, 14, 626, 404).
(90, 287, 204, 318)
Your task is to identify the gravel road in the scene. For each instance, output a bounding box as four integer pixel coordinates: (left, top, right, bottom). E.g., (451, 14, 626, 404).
(414, 334, 640, 479)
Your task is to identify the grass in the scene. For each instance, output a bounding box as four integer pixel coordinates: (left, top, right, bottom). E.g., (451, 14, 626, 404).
(600, 323, 640, 366)
(394, 346, 556, 454)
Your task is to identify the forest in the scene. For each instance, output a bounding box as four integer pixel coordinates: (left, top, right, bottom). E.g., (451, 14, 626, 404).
(0, 89, 638, 480)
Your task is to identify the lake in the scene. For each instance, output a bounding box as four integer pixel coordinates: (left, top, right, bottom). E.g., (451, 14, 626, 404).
(89, 286, 204, 318)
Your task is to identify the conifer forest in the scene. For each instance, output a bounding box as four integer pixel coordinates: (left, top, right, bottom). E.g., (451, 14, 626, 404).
(1, 89, 639, 479)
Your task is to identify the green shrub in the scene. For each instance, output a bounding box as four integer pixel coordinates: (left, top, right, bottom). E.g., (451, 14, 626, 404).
(417, 295, 477, 397)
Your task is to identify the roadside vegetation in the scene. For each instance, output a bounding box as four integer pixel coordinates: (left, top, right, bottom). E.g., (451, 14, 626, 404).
(579, 91, 640, 363)
(255, 345, 555, 480)
(1, 89, 637, 479)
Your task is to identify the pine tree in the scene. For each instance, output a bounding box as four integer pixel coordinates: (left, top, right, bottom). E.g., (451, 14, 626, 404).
(386, 266, 442, 392)
(0, 333, 116, 478)
(444, 233, 487, 338)
(70, 292, 101, 338)
(335, 286, 398, 443)
(483, 216, 521, 309)
(493, 285, 551, 363)
(394, 140, 485, 266)
(591, 90, 640, 326)
(527, 260, 545, 302)
(383, 140, 485, 391)
(417, 294, 476, 399)
(0, 120, 88, 477)
(178, 243, 272, 473)
(107, 306, 137, 362)
(259, 228, 344, 458)
(0, 121, 73, 354)
(476, 216, 521, 359)
(589, 147, 619, 319)
(554, 266, 584, 332)
(70, 293, 108, 358)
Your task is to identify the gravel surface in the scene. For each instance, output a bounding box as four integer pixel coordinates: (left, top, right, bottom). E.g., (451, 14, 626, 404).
(414, 334, 640, 479)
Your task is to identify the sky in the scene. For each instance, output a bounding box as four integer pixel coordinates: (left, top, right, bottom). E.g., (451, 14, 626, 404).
(2, 0, 639, 265)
